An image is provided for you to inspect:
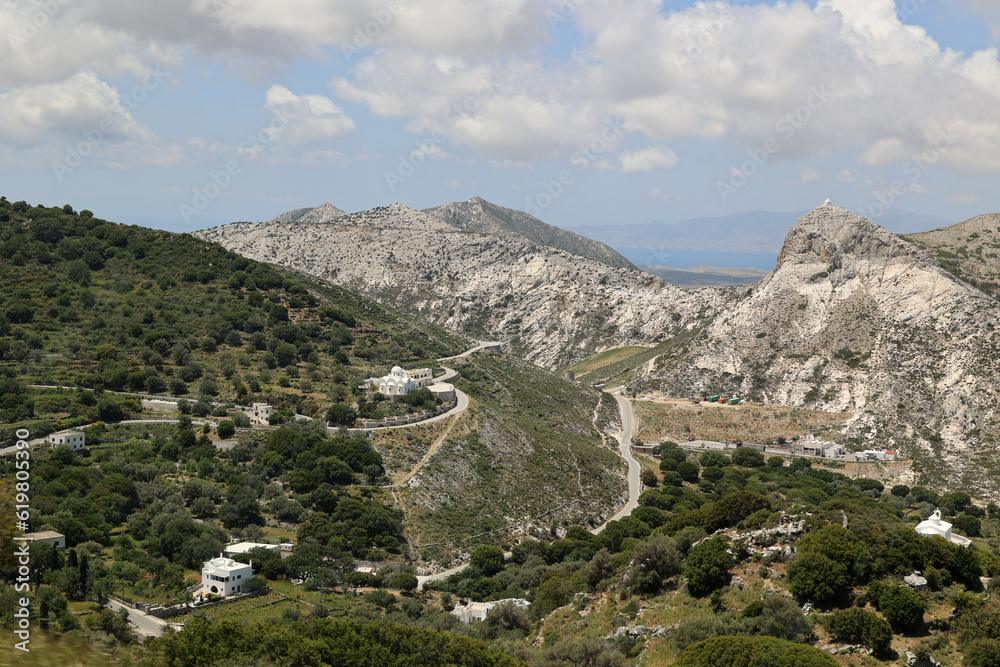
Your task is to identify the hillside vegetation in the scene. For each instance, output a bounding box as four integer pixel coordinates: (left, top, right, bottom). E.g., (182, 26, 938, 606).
(393, 352, 627, 565)
(904, 214, 1000, 298)
(0, 195, 469, 440)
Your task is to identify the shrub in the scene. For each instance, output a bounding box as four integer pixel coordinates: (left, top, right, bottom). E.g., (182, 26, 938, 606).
(685, 537, 734, 598)
(470, 545, 505, 577)
(965, 638, 1000, 667)
(826, 607, 892, 656)
(216, 420, 235, 439)
(732, 447, 765, 468)
(877, 585, 926, 632)
(787, 552, 849, 604)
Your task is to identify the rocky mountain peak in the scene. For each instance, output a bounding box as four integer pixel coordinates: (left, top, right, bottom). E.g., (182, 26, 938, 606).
(422, 196, 636, 270)
(268, 202, 345, 225)
(774, 205, 928, 281)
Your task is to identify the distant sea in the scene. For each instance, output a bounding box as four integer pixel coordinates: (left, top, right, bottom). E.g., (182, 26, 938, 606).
(613, 247, 779, 271)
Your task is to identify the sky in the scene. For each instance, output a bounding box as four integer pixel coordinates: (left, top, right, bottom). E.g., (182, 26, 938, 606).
(1, 0, 1000, 233)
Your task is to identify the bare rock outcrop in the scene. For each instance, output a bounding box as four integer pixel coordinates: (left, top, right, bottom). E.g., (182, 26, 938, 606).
(195, 199, 728, 368)
(640, 206, 1000, 494)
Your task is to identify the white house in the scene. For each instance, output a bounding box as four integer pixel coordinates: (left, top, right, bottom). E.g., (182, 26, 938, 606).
(49, 431, 85, 451)
(22, 531, 66, 550)
(201, 556, 254, 597)
(915, 509, 972, 547)
(452, 598, 530, 624)
(246, 403, 273, 426)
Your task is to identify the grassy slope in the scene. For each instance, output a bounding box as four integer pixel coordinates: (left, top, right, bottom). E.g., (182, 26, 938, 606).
(563, 346, 650, 379)
(396, 351, 627, 563)
(632, 400, 851, 445)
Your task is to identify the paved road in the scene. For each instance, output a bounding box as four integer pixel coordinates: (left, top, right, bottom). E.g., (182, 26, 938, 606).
(417, 551, 512, 589)
(438, 341, 503, 362)
(0, 437, 47, 457)
(592, 395, 641, 535)
(106, 599, 178, 637)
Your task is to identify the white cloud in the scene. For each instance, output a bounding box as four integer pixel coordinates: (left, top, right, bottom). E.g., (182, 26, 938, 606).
(838, 169, 855, 182)
(909, 182, 929, 194)
(952, 193, 979, 204)
(263, 85, 355, 147)
(799, 167, 820, 183)
(649, 187, 667, 198)
(0, 71, 153, 146)
(620, 146, 679, 173)
(328, 0, 1000, 172)
(445, 179, 460, 188)
(4, 0, 1000, 184)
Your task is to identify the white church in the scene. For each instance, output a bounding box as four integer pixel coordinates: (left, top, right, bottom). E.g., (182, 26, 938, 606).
(915, 509, 972, 547)
(374, 366, 433, 398)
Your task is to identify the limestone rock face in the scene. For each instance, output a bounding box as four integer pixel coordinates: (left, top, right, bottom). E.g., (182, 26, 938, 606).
(642, 206, 1000, 494)
(268, 202, 345, 225)
(195, 199, 727, 368)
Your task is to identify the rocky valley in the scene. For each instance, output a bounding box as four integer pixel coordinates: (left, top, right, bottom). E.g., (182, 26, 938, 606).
(199, 201, 1000, 495)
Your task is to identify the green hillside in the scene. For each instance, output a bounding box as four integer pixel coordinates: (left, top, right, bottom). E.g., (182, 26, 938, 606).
(0, 196, 469, 438)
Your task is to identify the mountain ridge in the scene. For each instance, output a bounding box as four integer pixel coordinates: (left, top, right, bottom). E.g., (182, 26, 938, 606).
(195, 198, 726, 369)
(633, 205, 1000, 493)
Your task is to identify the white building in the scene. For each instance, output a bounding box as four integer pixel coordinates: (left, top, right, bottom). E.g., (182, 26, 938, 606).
(22, 531, 66, 550)
(377, 367, 419, 397)
(407, 368, 434, 386)
(223, 542, 282, 558)
(201, 556, 254, 597)
(428, 382, 456, 402)
(452, 598, 530, 624)
(246, 403, 273, 426)
(49, 431, 85, 451)
(915, 509, 972, 547)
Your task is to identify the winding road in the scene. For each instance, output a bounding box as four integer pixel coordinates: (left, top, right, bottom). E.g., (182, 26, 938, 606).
(591, 394, 641, 534)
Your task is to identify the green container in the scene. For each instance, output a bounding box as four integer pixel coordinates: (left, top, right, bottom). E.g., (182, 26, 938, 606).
(728, 398, 740, 405)
(708, 395, 720, 402)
